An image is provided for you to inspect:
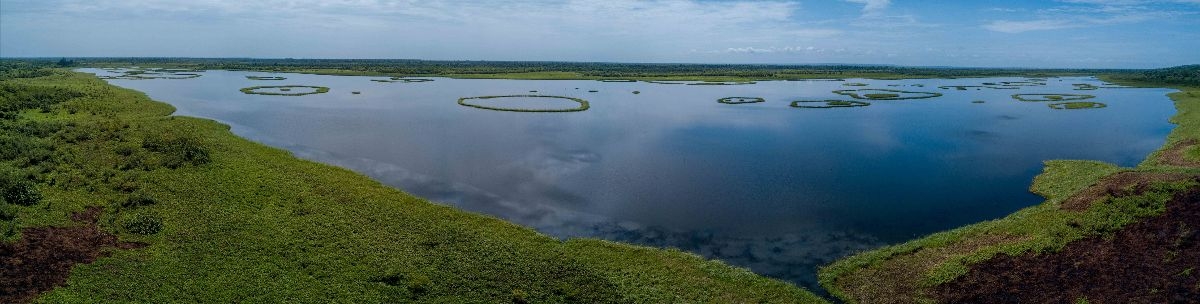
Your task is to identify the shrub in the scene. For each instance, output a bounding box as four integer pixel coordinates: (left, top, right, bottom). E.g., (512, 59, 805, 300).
(0, 167, 41, 206)
(124, 213, 163, 235)
(143, 133, 211, 168)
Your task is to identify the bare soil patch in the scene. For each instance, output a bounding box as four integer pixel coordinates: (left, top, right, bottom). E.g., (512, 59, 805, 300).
(1159, 139, 1200, 167)
(932, 186, 1200, 304)
(1, 207, 145, 303)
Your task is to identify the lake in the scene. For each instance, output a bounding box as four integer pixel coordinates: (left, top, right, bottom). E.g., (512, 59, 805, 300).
(83, 68, 1177, 291)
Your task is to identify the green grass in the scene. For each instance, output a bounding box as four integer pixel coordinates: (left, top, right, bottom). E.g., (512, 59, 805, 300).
(790, 100, 870, 109)
(457, 95, 590, 113)
(1049, 101, 1107, 110)
(239, 85, 331, 96)
(1, 69, 824, 303)
(818, 78, 1200, 303)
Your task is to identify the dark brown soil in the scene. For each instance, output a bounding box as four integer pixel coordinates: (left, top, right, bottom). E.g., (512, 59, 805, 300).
(1060, 172, 1197, 211)
(932, 186, 1200, 304)
(0, 207, 145, 303)
(1159, 139, 1200, 167)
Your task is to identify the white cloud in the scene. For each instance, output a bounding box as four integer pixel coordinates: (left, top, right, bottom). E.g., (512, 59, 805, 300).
(983, 20, 1079, 33)
(844, 0, 891, 16)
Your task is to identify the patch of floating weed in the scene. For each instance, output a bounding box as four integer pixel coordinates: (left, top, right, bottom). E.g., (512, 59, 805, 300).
(972, 100, 986, 104)
(633, 91, 641, 94)
(687, 81, 755, 86)
(717, 97, 766, 104)
(1012, 93, 1096, 102)
(372, 78, 434, 83)
(999, 81, 1046, 87)
(352, 91, 361, 94)
(240, 85, 331, 96)
(246, 76, 287, 80)
(457, 95, 589, 113)
(598, 79, 636, 82)
(938, 85, 1017, 90)
(843, 83, 869, 87)
(1049, 102, 1107, 110)
(643, 80, 689, 85)
(833, 89, 943, 100)
(790, 99, 870, 109)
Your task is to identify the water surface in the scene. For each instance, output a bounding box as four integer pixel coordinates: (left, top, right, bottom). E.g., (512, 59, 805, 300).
(84, 69, 1176, 291)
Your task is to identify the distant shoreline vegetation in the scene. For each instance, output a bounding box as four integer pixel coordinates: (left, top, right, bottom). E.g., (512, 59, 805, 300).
(239, 85, 331, 96)
(457, 95, 589, 112)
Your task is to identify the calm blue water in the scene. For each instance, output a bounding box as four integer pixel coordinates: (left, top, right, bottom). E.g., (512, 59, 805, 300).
(83, 68, 1177, 291)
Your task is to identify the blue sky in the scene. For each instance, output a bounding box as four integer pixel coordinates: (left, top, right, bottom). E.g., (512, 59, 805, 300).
(1, 0, 1198, 68)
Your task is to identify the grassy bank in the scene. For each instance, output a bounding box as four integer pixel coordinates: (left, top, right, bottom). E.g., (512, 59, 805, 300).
(0, 67, 824, 303)
(818, 73, 1200, 302)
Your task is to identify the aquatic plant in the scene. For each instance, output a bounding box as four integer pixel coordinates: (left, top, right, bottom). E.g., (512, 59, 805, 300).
(598, 79, 637, 82)
(240, 85, 331, 96)
(1072, 83, 1100, 90)
(717, 97, 765, 104)
(999, 81, 1046, 87)
(790, 99, 870, 109)
(1011, 93, 1096, 102)
(937, 85, 1017, 90)
(1049, 102, 1107, 110)
(687, 81, 755, 86)
(457, 95, 589, 113)
(833, 89, 943, 100)
(246, 76, 287, 80)
(843, 83, 869, 87)
(972, 100, 986, 104)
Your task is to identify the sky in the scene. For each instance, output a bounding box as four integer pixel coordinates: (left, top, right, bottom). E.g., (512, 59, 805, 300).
(1, 0, 1198, 68)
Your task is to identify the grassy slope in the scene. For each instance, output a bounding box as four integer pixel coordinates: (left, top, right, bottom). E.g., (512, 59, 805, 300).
(818, 78, 1200, 303)
(3, 70, 824, 303)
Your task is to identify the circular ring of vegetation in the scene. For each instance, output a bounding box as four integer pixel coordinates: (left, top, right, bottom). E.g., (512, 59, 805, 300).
(789, 100, 870, 109)
(717, 97, 766, 104)
(247, 76, 287, 80)
(240, 85, 331, 96)
(457, 95, 589, 113)
(833, 89, 943, 100)
(1012, 93, 1096, 102)
(1048, 102, 1107, 110)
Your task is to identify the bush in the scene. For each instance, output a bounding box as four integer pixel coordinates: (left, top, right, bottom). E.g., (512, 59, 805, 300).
(0, 168, 41, 206)
(124, 213, 163, 235)
(143, 133, 211, 168)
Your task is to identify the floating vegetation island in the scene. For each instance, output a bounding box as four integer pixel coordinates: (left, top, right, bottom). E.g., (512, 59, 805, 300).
(1048, 101, 1107, 110)
(457, 95, 589, 113)
(999, 81, 1046, 87)
(240, 85, 331, 96)
(1072, 83, 1099, 90)
(717, 97, 766, 104)
(372, 77, 435, 83)
(643, 80, 689, 85)
(246, 76, 287, 80)
(1012, 93, 1096, 102)
(687, 81, 756, 86)
(843, 83, 869, 87)
(938, 85, 1018, 90)
(790, 99, 870, 109)
(99, 68, 203, 80)
(833, 89, 943, 100)
(598, 79, 637, 83)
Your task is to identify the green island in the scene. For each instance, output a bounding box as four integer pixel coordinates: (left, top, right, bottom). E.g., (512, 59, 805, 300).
(457, 95, 590, 113)
(1072, 83, 1099, 90)
(790, 100, 871, 109)
(833, 89, 943, 100)
(1048, 101, 1108, 109)
(239, 85, 331, 96)
(1012, 93, 1096, 102)
(245, 76, 287, 80)
(717, 97, 766, 104)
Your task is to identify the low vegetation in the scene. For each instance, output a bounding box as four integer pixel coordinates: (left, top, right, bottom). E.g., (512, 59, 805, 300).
(0, 64, 823, 303)
(245, 76, 286, 80)
(833, 89, 943, 100)
(457, 95, 590, 113)
(1012, 93, 1096, 102)
(1048, 101, 1107, 110)
(239, 85, 331, 96)
(717, 97, 765, 104)
(789, 100, 870, 109)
